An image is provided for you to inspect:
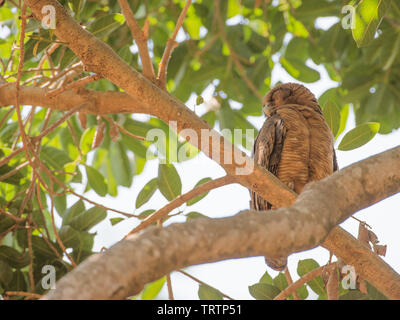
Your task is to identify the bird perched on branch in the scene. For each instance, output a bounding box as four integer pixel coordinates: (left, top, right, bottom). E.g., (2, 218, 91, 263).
(250, 82, 338, 271)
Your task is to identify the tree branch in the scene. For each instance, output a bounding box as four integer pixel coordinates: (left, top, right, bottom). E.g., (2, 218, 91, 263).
(42, 147, 400, 299)
(126, 175, 236, 236)
(274, 263, 337, 300)
(0, 84, 150, 115)
(117, 0, 155, 81)
(157, 0, 192, 88)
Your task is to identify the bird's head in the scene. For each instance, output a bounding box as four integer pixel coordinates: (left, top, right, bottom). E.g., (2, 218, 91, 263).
(262, 83, 320, 116)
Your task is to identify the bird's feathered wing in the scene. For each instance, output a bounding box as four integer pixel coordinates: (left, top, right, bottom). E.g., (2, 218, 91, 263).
(251, 113, 286, 210)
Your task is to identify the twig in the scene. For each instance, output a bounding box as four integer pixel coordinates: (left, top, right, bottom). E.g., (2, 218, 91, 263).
(0, 106, 14, 128)
(284, 266, 300, 300)
(0, 161, 29, 182)
(125, 175, 236, 237)
(31, 103, 87, 142)
(166, 274, 174, 300)
(103, 115, 146, 141)
(178, 269, 234, 300)
(274, 262, 337, 300)
(48, 179, 77, 267)
(0, 208, 25, 223)
(14, 3, 43, 192)
(117, 0, 155, 81)
(4, 291, 42, 299)
(157, 0, 192, 88)
(45, 74, 102, 98)
(41, 61, 83, 87)
(0, 148, 24, 168)
(26, 216, 35, 292)
(326, 264, 339, 300)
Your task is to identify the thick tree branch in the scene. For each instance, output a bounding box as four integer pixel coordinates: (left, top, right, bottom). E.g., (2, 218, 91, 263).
(0, 84, 149, 114)
(42, 147, 400, 299)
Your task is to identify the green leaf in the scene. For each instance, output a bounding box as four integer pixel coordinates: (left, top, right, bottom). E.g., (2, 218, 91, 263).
(87, 14, 125, 39)
(62, 200, 85, 224)
(69, 207, 107, 231)
(9, 269, 27, 292)
(259, 271, 273, 285)
(366, 281, 388, 300)
(273, 273, 288, 291)
(138, 209, 156, 220)
(40, 146, 72, 171)
(248, 283, 281, 300)
(297, 259, 326, 297)
(352, 0, 392, 47)
(0, 260, 13, 286)
(32, 236, 60, 259)
(323, 101, 341, 136)
(184, 7, 202, 40)
(0, 164, 23, 185)
(286, 14, 309, 38)
(297, 285, 309, 300)
(85, 165, 108, 196)
(279, 57, 320, 83)
(198, 284, 224, 300)
(110, 217, 124, 226)
(70, 0, 86, 19)
(0, 246, 30, 269)
(185, 211, 209, 221)
(80, 127, 96, 155)
(196, 95, 204, 105)
(136, 178, 158, 209)
(337, 104, 350, 138)
(141, 276, 166, 300)
(338, 122, 380, 151)
(340, 290, 369, 300)
(157, 164, 182, 201)
(59, 225, 81, 248)
(110, 142, 133, 188)
(186, 177, 212, 206)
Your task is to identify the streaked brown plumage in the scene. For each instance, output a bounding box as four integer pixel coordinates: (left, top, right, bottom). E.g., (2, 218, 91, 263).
(250, 82, 338, 270)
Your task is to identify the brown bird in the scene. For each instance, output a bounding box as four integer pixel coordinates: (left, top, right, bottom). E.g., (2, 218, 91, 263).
(250, 82, 338, 271)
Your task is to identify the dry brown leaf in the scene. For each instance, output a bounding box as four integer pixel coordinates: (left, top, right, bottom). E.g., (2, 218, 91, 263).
(92, 118, 106, 149)
(358, 222, 371, 248)
(358, 278, 368, 294)
(368, 230, 379, 244)
(373, 244, 387, 257)
(109, 120, 119, 142)
(326, 265, 339, 300)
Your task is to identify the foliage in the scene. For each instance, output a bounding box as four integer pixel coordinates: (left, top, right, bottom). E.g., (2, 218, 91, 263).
(248, 259, 387, 300)
(0, 0, 399, 299)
